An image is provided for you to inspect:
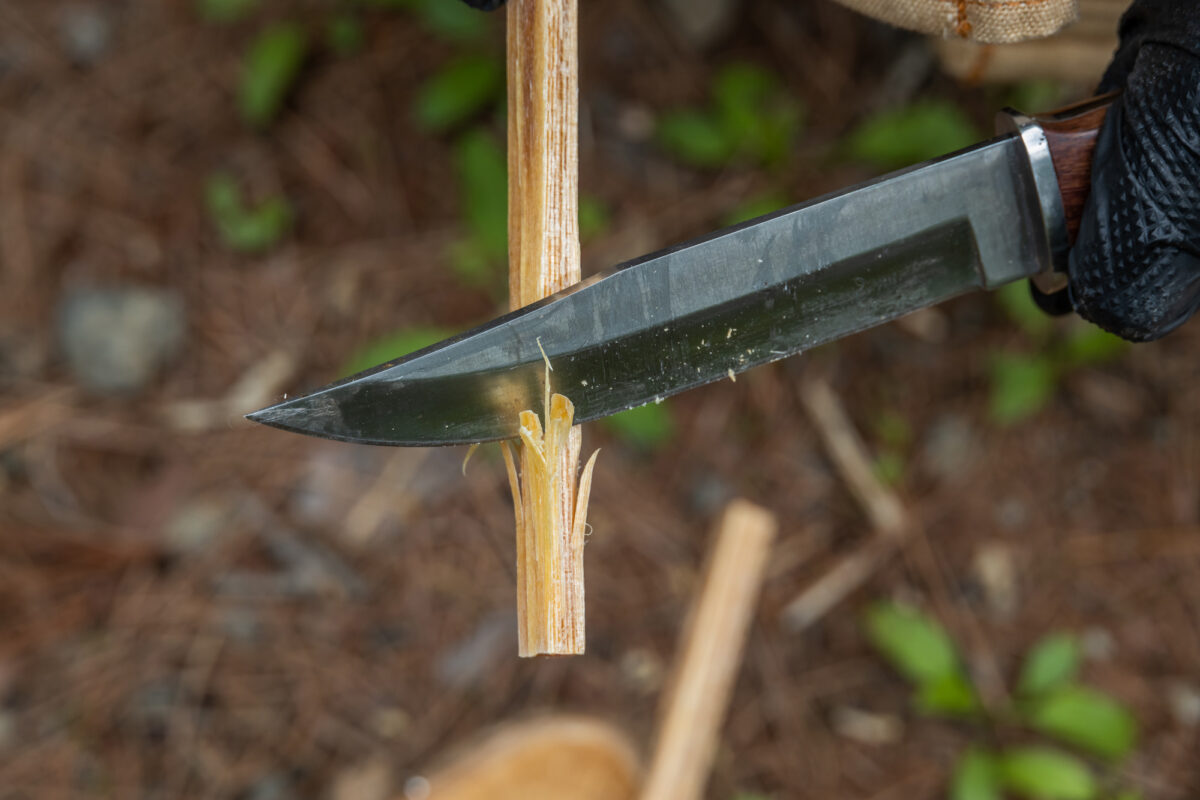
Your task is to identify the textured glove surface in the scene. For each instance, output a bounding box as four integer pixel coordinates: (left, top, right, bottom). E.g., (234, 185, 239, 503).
(1068, 0, 1200, 341)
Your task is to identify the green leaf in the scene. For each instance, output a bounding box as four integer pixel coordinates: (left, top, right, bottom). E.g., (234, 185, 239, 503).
(1023, 686, 1137, 760)
(327, 14, 364, 56)
(845, 102, 979, 169)
(578, 195, 611, 242)
(988, 352, 1057, 425)
(863, 601, 962, 685)
(414, 56, 503, 133)
(446, 238, 498, 288)
(454, 129, 507, 260)
(413, 0, 490, 42)
(712, 63, 778, 115)
(999, 748, 1097, 800)
(722, 191, 787, 227)
(342, 326, 453, 377)
(872, 410, 912, 449)
(197, 0, 258, 23)
(951, 748, 1002, 800)
(914, 671, 980, 718)
(1061, 324, 1128, 367)
(602, 402, 675, 451)
(1005, 80, 1067, 115)
(997, 281, 1053, 339)
(657, 110, 734, 168)
(205, 173, 293, 253)
(1018, 634, 1081, 696)
(1112, 790, 1143, 800)
(872, 450, 905, 487)
(240, 23, 308, 128)
(711, 63, 802, 166)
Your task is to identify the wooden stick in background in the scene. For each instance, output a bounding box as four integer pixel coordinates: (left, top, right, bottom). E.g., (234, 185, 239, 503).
(640, 500, 778, 800)
(780, 378, 909, 632)
(504, 0, 591, 657)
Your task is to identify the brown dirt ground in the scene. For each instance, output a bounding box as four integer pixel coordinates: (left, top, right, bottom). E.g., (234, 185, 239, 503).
(0, 0, 1197, 798)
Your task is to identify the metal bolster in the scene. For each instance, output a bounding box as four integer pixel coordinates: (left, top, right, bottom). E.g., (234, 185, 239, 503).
(997, 110, 1071, 294)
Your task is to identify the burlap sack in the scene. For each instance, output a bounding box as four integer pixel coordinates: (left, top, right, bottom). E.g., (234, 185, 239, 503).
(834, 0, 1079, 43)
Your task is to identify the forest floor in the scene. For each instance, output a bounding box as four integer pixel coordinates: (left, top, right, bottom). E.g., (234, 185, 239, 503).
(0, 1, 1197, 798)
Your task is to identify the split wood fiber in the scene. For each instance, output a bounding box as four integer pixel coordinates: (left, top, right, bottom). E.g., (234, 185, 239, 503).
(504, 0, 591, 657)
(640, 500, 778, 800)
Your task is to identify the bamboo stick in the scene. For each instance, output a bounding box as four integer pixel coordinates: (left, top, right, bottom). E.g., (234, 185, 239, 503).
(639, 500, 778, 800)
(505, 0, 590, 656)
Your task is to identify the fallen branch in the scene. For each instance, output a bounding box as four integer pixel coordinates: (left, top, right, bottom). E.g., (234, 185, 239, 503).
(781, 379, 908, 632)
(640, 500, 777, 800)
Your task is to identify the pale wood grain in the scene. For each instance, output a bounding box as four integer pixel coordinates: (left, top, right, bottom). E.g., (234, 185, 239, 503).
(640, 500, 778, 800)
(505, 0, 588, 656)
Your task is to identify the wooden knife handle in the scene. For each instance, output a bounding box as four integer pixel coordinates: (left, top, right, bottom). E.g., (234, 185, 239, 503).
(1028, 93, 1115, 243)
(997, 93, 1116, 291)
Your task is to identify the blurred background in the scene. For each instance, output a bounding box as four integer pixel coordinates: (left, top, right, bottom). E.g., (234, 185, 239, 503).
(0, 0, 1197, 797)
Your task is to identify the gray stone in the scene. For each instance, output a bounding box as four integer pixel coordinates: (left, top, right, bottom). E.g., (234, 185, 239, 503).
(435, 611, 515, 690)
(164, 496, 236, 555)
(1081, 626, 1116, 662)
(248, 772, 294, 800)
(60, 5, 112, 65)
(1167, 682, 1200, 728)
(689, 472, 732, 516)
(58, 286, 185, 394)
(921, 414, 976, 482)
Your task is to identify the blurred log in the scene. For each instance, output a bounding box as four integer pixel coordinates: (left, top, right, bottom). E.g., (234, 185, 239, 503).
(418, 716, 639, 800)
(505, 0, 590, 656)
(640, 500, 777, 800)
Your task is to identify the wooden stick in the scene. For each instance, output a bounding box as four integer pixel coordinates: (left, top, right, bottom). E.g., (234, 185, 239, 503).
(781, 379, 909, 632)
(505, 0, 589, 656)
(640, 500, 777, 800)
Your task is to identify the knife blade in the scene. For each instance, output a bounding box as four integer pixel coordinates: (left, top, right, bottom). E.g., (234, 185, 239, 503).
(248, 98, 1110, 446)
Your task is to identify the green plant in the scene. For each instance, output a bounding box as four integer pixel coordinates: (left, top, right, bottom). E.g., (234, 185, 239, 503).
(657, 62, 803, 169)
(197, 0, 258, 23)
(988, 352, 1058, 426)
(342, 326, 454, 377)
(370, 0, 493, 42)
(448, 129, 507, 290)
(988, 284, 1129, 425)
(326, 14, 364, 56)
(240, 23, 308, 128)
(1003, 81, 1067, 116)
(722, 191, 788, 228)
(414, 55, 504, 133)
(205, 172, 293, 253)
(844, 101, 979, 170)
(869, 408, 912, 487)
(865, 606, 1140, 800)
(578, 195, 611, 242)
(602, 401, 675, 451)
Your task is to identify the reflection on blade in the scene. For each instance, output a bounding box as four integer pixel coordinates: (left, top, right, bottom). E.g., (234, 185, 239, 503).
(248, 134, 1050, 446)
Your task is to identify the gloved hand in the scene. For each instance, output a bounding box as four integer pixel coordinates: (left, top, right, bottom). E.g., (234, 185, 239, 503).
(1063, 0, 1200, 341)
(459, 0, 506, 9)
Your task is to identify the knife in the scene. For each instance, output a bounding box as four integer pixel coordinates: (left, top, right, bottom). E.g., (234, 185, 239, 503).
(248, 96, 1111, 446)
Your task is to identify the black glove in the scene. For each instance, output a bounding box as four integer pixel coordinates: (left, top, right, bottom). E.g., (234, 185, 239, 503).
(1065, 0, 1200, 341)
(459, 0, 506, 9)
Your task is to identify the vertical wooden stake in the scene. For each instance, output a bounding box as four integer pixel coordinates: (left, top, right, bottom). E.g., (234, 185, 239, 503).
(505, 0, 588, 657)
